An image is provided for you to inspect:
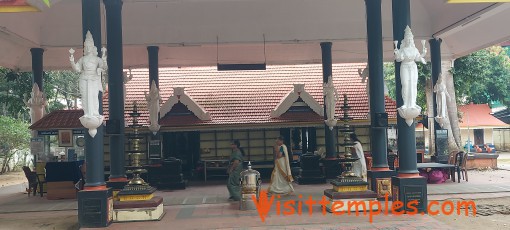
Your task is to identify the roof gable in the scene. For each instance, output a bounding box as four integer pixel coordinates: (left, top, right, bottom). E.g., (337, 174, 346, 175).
(270, 84, 323, 118)
(160, 87, 211, 121)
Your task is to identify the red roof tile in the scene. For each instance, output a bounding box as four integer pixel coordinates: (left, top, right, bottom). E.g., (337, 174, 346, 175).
(31, 64, 397, 131)
(458, 103, 507, 128)
(102, 64, 397, 129)
(29, 110, 84, 130)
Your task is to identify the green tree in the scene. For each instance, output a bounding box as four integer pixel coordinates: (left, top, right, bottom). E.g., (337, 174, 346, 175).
(0, 67, 79, 121)
(0, 116, 31, 173)
(451, 47, 510, 107)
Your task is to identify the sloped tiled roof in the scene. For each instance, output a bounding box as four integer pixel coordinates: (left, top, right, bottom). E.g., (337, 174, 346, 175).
(103, 63, 396, 129)
(458, 103, 508, 128)
(29, 110, 84, 130)
(31, 64, 397, 131)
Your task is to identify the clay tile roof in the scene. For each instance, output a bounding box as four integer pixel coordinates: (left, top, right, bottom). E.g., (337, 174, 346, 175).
(31, 64, 398, 131)
(458, 103, 508, 128)
(101, 63, 396, 129)
(29, 109, 84, 130)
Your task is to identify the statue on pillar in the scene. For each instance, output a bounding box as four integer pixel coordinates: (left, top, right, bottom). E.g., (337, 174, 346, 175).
(69, 31, 107, 138)
(394, 25, 427, 126)
(434, 73, 450, 128)
(123, 68, 133, 100)
(144, 80, 161, 135)
(24, 83, 47, 125)
(323, 75, 339, 130)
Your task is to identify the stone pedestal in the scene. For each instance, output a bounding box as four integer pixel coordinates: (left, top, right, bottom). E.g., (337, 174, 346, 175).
(78, 189, 113, 228)
(113, 196, 165, 222)
(151, 158, 186, 189)
(322, 158, 341, 179)
(391, 176, 427, 213)
(367, 170, 397, 200)
(296, 153, 326, 184)
(240, 193, 257, 210)
(434, 129, 449, 163)
(323, 177, 377, 213)
(106, 181, 129, 200)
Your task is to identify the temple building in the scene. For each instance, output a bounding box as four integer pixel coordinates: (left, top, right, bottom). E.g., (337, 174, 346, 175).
(30, 63, 397, 180)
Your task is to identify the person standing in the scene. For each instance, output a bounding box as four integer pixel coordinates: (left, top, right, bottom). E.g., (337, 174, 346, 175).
(350, 133, 367, 181)
(227, 140, 244, 201)
(268, 136, 294, 195)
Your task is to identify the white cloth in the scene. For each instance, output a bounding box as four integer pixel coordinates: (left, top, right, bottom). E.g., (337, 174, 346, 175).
(352, 141, 367, 182)
(268, 145, 294, 194)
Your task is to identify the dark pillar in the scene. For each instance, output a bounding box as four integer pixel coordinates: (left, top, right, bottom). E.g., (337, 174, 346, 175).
(320, 42, 340, 179)
(30, 48, 44, 90)
(30, 48, 44, 163)
(147, 46, 159, 88)
(320, 42, 337, 159)
(365, 0, 396, 200)
(308, 127, 317, 152)
(301, 127, 308, 154)
(81, 0, 105, 189)
(429, 38, 448, 163)
(391, 0, 427, 213)
(392, 0, 418, 175)
(279, 128, 292, 161)
(104, 0, 127, 184)
(430, 38, 441, 132)
(366, 0, 389, 169)
(78, 0, 112, 228)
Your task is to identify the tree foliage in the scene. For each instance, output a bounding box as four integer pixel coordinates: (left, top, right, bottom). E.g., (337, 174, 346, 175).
(0, 116, 31, 173)
(385, 46, 510, 109)
(451, 46, 510, 107)
(0, 67, 79, 121)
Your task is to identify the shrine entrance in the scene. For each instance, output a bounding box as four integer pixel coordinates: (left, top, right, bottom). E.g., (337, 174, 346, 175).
(162, 131, 200, 179)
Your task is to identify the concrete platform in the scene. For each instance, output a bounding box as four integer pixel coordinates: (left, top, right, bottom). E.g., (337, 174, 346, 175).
(113, 196, 165, 222)
(2, 169, 510, 229)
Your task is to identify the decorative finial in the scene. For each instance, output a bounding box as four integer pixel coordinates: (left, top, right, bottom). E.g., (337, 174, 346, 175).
(84, 31, 94, 47)
(404, 25, 413, 39)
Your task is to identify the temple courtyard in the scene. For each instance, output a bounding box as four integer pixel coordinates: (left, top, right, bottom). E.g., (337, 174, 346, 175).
(0, 153, 510, 230)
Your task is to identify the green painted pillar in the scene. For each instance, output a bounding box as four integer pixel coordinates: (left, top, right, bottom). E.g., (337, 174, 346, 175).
(104, 0, 127, 182)
(392, 0, 418, 175)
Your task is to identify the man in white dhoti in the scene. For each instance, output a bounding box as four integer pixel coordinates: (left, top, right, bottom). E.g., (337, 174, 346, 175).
(268, 136, 294, 195)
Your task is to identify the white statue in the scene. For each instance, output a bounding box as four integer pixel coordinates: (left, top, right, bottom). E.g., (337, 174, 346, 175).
(434, 73, 450, 128)
(69, 31, 107, 138)
(323, 75, 339, 130)
(394, 25, 427, 126)
(123, 68, 133, 100)
(144, 80, 161, 135)
(24, 83, 47, 124)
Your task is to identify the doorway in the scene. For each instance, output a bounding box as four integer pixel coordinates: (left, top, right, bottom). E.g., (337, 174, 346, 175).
(474, 129, 484, 145)
(162, 131, 200, 179)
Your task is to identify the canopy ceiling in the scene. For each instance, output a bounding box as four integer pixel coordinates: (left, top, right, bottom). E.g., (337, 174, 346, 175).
(1, 0, 509, 71)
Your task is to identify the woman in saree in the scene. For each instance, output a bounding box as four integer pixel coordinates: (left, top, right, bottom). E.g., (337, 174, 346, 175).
(268, 136, 294, 195)
(227, 140, 244, 201)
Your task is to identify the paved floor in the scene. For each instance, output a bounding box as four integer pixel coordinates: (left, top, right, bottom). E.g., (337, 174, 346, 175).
(2, 167, 510, 229)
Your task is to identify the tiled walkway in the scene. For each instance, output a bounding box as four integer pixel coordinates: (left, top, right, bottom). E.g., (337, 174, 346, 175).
(2, 169, 510, 229)
(83, 202, 454, 230)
